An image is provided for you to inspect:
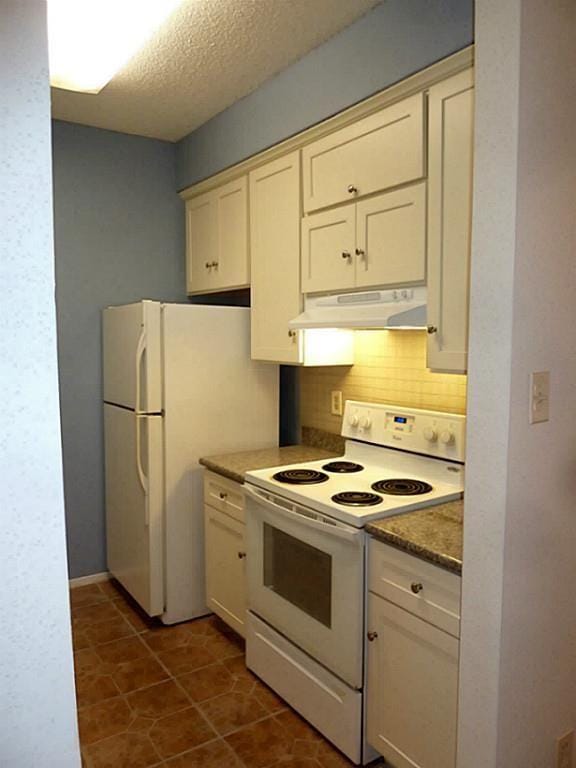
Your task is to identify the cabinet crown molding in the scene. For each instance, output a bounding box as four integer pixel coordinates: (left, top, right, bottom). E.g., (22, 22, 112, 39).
(179, 46, 474, 202)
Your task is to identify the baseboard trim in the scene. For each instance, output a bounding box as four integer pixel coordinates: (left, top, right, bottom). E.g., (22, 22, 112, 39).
(69, 572, 111, 588)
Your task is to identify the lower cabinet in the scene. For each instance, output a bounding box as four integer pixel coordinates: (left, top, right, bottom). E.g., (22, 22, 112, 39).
(366, 540, 461, 768)
(203, 472, 246, 637)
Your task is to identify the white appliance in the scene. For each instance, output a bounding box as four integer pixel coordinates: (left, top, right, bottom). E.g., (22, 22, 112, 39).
(102, 300, 278, 624)
(245, 400, 465, 765)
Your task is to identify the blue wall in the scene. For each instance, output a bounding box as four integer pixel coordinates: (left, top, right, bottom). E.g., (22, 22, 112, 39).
(52, 121, 185, 578)
(176, 0, 474, 190)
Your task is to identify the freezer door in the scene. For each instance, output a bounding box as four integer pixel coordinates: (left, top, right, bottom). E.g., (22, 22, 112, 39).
(103, 300, 162, 412)
(104, 404, 164, 616)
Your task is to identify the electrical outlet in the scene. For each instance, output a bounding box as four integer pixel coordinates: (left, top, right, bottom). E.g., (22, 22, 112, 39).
(330, 390, 343, 416)
(529, 371, 550, 424)
(557, 730, 574, 768)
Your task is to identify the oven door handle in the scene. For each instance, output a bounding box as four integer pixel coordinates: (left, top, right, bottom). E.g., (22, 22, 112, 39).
(244, 485, 363, 545)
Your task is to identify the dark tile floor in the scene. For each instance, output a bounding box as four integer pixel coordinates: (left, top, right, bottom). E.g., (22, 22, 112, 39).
(71, 580, 369, 768)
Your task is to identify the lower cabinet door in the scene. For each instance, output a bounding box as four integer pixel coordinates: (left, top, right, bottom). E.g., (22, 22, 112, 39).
(366, 592, 459, 768)
(204, 505, 246, 637)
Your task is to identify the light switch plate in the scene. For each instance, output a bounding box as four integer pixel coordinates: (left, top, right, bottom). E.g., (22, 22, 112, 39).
(530, 371, 550, 424)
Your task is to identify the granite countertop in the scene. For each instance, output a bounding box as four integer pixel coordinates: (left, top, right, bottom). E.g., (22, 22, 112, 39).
(199, 444, 339, 484)
(366, 500, 463, 575)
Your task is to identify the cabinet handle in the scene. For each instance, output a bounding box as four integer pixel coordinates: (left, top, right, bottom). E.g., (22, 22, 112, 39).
(237, 551, 247, 559)
(218, 491, 228, 500)
(205, 262, 211, 269)
(341, 251, 352, 261)
(211, 261, 219, 269)
(410, 582, 424, 594)
(355, 248, 365, 258)
(288, 329, 296, 339)
(347, 184, 358, 194)
(367, 631, 378, 642)
(427, 325, 438, 335)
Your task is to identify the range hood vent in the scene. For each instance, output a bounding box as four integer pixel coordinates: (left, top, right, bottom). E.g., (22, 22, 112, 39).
(288, 287, 427, 330)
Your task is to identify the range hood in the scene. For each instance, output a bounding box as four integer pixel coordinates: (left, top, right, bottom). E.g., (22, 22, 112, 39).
(288, 287, 427, 330)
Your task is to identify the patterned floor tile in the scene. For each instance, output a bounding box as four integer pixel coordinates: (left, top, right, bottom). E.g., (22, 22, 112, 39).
(163, 739, 242, 767)
(156, 644, 216, 677)
(225, 716, 294, 768)
(82, 730, 161, 768)
(177, 662, 235, 703)
(197, 689, 269, 736)
(148, 706, 216, 759)
(126, 680, 191, 719)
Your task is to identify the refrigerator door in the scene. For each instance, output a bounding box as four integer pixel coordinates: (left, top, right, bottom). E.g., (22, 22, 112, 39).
(103, 300, 162, 413)
(104, 403, 164, 616)
(161, 304, 279, 624)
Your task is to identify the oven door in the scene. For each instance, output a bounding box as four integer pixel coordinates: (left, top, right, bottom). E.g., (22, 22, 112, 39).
(245, 484, 364, 689)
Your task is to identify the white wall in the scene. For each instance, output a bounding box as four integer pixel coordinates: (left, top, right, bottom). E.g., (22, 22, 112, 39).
(459, 0, 576, 765)
(0, 3, 81, 766)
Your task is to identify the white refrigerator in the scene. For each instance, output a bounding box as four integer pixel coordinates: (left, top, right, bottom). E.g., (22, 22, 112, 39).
(102, 300, 279, 624)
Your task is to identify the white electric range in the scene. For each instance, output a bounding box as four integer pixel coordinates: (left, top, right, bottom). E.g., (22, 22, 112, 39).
(244, 400, 465, 765)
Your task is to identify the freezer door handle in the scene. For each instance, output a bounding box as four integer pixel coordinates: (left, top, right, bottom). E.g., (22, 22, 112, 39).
(135, 326, 146, 415)
(135, 414, 149, 518)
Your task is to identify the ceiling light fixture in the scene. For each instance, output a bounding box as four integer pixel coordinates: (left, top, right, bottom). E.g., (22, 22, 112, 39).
(47, 0, 183, 94)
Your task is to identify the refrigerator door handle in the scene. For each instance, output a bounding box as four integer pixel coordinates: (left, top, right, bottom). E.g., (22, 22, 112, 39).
(135, 414, 149, 520)
(135, 326, 146, 414)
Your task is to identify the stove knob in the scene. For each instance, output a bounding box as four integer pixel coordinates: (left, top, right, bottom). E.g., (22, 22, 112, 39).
(423, 427, 438, 443)
(348, 413, 359, 427)
(360, 415, 372, 430)
(440, 430, 455, 445)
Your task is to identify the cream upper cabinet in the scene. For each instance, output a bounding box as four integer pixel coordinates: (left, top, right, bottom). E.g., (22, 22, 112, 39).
(249, 152, 303, 363)
(301, 183, 425, 294)
(301, 205, 356, 293)
(186, 176, 249, 294)
(356, 182, 426, 288)
(427, 69, 474, 373)
(302, 93, 425, 213)
(186, 190, 218, 293)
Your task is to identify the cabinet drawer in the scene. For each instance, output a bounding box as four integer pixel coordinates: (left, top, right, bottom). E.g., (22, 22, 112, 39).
(204, 470, 245, 522)
(368, 538, 461, 637)
(302, 93, 425, 213)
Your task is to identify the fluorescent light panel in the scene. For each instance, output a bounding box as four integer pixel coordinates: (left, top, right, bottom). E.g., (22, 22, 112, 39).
(48, 0, 182, 94)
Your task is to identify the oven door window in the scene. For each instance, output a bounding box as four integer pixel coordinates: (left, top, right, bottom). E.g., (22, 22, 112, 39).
(263, 522, 331, 628)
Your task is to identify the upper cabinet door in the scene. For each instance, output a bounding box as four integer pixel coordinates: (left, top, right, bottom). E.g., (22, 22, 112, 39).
(427, 69, 475, 373)
(302, 93, 425, 214)
(301, 205, 356, 294)
(186, 190, 218, 293)
(186, 176, 249, 294)
(213, 176, 249, 291)
(355, 183, 426, 289)
(250, 152, 303, 364)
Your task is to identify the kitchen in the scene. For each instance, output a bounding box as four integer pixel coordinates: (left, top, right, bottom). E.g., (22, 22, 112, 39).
(3, 1, 568, 764)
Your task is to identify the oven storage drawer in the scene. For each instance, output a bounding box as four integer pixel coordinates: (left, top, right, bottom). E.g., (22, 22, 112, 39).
(368, 538, 461, 638)
(247, 612, 362, 764)
(204, 470, 245, 522)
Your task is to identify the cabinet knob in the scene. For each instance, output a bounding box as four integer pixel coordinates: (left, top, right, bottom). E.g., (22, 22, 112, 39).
(341, 251, 352, 261)
(355, 248, 365, 257)
(367, 631, 378, 642)
(288, 329, 296, 339)
(205, 262, 211, 269)
(211, 261, 219, 269)
(347, 184, 358, 194)
(218, 491, 228, 500)
(410, 582, 424, 594)
(237, 551, 247, 559)
(427, 325, 438, 335)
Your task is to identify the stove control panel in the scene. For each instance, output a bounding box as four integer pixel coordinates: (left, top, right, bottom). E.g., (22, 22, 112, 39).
(342, 401, 466, 462)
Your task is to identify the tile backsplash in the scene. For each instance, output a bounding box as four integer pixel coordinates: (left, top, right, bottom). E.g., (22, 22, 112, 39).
(300, 330, 467, 434)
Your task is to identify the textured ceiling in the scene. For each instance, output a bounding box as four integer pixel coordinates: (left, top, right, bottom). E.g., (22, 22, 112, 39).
(50, 0, 381, 142)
